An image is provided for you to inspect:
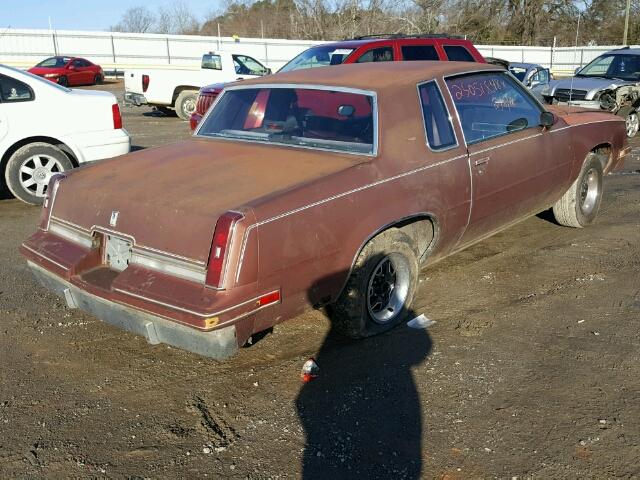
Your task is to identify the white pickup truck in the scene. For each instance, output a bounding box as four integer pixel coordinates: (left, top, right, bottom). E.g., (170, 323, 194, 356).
(124, 52, 270, 120)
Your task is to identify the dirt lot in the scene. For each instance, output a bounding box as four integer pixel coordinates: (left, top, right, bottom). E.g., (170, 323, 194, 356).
(1, 80, 640, 479)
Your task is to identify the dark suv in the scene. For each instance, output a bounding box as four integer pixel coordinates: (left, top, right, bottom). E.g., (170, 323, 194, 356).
(190, 34, 486, 129)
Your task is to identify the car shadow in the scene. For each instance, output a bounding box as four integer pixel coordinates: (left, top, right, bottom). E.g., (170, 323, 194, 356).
(536, 207, 560, 225)
(295, 264, 432, 479)
(142, 109, 177, 118)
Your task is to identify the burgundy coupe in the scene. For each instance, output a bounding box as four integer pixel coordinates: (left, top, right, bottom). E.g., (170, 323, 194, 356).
(21, 62, 629, 359)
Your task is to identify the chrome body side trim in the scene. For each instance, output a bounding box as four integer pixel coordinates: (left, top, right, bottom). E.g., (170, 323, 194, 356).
(49, 216, 206, 266)
(49, 221, 93, 248)
(235, 154, 467, 282)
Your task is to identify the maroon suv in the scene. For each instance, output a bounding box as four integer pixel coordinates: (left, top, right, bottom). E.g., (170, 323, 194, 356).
(190, 34, 486, 129)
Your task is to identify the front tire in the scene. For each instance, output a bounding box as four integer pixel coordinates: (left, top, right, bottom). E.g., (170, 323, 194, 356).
(552, 152, 604, 228)
(331, 229, 419, 339)
(5, 143, 73, 205)
(58, 76, 68, 87)
(175, 90, 198, 120)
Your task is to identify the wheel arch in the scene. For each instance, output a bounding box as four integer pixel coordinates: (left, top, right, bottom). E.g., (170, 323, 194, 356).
(333, 213, 438, 302)
(1, 136, 79, 175)
(172, 85, 199, 104)
(589, 142, 613, 171)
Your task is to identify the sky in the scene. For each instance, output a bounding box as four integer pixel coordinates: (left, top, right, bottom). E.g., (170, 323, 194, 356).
(0, 0, 219, 31)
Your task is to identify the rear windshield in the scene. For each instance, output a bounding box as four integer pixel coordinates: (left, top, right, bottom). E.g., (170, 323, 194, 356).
(36, 57, 71, 68)
(279, 46, 355, 73)
(197, 87, 375, 155)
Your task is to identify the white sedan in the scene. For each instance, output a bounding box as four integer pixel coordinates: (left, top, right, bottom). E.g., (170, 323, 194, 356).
(0, 65, 130, 204)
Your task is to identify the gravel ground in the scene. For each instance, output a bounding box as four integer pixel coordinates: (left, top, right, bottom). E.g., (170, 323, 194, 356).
(1, 80, 640, 479)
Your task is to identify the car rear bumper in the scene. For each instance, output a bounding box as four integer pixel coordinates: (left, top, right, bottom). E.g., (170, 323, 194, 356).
(27, 260, 239, 359)
(65, 128, 131, 163)
(124, 91, 148, 106)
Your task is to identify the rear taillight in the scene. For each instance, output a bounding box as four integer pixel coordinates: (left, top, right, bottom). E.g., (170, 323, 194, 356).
(142, 74, 149, 92)
(205, 211, 244, 289)
(112, 103, 122, 129)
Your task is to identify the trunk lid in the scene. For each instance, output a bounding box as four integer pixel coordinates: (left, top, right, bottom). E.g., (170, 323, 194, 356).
(51, 138, 363, 263)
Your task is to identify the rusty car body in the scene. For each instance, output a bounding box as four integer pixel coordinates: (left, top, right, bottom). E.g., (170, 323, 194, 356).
(21, 62, 629, 359)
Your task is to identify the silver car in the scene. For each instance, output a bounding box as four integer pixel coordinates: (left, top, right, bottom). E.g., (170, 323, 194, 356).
(508, 62, 551, 101)
(541, 47, 640, 137)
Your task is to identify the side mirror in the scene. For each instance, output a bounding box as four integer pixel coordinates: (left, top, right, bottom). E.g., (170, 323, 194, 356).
(574, 67, 581, 75)
(266, 68, 272, 75)
(68, 65, 75, 70)
(540, 111, 555, 128)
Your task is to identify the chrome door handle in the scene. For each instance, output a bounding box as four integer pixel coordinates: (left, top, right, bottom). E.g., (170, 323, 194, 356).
(474, 156, 490, 166)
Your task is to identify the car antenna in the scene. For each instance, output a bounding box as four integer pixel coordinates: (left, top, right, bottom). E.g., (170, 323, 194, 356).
(569, 13, 582, 104)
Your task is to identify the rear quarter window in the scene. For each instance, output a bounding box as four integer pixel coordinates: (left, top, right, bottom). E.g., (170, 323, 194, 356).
(444, 45, 475, 62)
(402, 45, 439, 61)
(418, 81, 457, 150)
(0, 74, 34, 102)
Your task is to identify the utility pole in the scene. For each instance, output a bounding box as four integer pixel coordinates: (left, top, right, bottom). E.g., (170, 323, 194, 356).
(623, 0, 631, 45)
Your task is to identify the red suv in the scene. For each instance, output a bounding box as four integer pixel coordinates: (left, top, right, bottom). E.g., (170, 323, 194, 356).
(190, 34, 485, 129)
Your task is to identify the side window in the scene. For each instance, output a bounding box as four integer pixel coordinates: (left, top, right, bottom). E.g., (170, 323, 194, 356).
(0, 74, 34, 102)
(402, 45, 439, 61)
(443, 45, 475, 62)
(72, 59, 84, 67)
(356, 47, 393, 63)
(534, 69, 550, 84)
(418, 81, 457, 150)
(445, 72, 542, 145)
(80, 59, 92, 67)
(232, 55, 268, 75)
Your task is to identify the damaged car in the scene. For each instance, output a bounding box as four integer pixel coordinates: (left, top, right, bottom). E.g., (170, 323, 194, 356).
(21, 62, 629, 360)
(542, 47, 640, 137)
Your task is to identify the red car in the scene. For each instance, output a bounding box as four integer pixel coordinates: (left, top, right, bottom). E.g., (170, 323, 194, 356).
(28, 56, 104, 87)
(190, 34, 485, 129)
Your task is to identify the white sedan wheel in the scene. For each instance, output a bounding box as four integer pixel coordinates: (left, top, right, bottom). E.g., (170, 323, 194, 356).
(5, 142, 73, 205)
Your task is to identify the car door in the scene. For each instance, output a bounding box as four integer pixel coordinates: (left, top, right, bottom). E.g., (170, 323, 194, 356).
(231, 55, 268, 80)
(67, 59, 85, 86)
(444, 70, 573, 245)
(78, 59, 94, 84)
(528, 68, 551, 100)
(0, 94, 8, 144)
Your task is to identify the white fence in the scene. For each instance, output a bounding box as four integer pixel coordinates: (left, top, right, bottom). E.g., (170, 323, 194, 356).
(0, 28, 319, 72)
(0, 28, 633, 75)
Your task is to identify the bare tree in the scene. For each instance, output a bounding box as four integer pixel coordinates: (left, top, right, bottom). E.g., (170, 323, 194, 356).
(111, 6, 156, 33)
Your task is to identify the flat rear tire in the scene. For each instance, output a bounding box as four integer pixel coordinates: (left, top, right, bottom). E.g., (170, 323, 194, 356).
(330, 229, 420, 339)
